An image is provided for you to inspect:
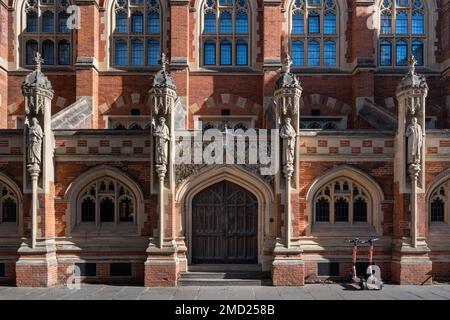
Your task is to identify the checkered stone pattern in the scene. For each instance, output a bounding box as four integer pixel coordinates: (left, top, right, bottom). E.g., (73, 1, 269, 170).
(426, 138, 450, 155)
(0, 137, 23, 155)
(299, 137, 394, 156)
(55, 138, 151, 155)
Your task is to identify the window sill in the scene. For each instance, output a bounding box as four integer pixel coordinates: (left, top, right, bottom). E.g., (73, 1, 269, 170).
(0, 224, 19, 237)
(311, 223, 377, 237)
(191, 66, 260, 74)
(72, 223, 138, 236)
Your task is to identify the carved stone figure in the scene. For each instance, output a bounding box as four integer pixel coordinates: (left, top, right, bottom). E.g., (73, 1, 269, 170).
(406, 117, 423, 165)
(153, 117, 171, 165)
(26, 117, 43, 166)
(280, 117, 296, 165)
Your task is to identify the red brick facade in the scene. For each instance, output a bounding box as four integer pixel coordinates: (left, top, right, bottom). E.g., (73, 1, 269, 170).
(0, 0, 449, 287)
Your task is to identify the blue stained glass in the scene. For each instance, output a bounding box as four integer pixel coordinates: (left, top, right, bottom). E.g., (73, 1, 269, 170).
(220, 11, 232, 34)
(204, 12, 216, 33)
(380, 41, 392, 66)
(236, 40, 247, 65)
(116, 11, 128, 33)
(58, 12, 69, 32)
(380, 12, 392, 34)
(308, 12, 320, 34)
(308, 41, 320, 66)
(323, 41, 335, 66)
(236, 12, 248, 34)
(58, 40, 70, 65)
(292, 11, 304, 34)
(204, 41, 216, 65)
(396, 41, 407, 65)
(324, 12, 336, 34)
(147, 12, 160, 33)
(27, 12, 38, 32)
(114, 40, 128, 65)
(220, 40, 232, 65)
(412, 12, 424, 34)
(412, 41, 423, 65)
(395, 12, 407, 34)
(131, 40, 144, 65)
(292, 41, 304, 66)
(131, 12, 143, 33)
(26, 40, 37, 65)
(147, 40, 160, 65)
(42, 40, 54, 65)
(42, 11, 54, 33)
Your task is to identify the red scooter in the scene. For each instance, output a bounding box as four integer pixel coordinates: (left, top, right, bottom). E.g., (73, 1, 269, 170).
(361, 238, 383, 290)
(346, 237, 383, 290)
(347, 238, 365, 289)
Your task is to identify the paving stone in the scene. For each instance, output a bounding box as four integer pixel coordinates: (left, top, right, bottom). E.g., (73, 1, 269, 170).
(172, 287, 200, 300)
(197, 287, 229, 300)
(276, 286, 315, 300)
(225, 287, 256, 300)
(138, 287, 177, 300)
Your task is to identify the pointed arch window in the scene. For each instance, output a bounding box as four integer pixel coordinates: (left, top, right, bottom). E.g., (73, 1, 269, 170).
(77, 177, 137, 225)
(290, 0, 338, 67)
(378, 0, 426, 66)
(112, 0, 162, 67)
(201, 0, 250, 67)
(313, 178, 372, 224)
(23, 0, 73, 66)
(429, 182, 450, 224)
(0, 183, 18, 224)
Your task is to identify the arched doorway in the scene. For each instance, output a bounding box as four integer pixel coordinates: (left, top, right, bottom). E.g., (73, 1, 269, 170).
(192, 180, 258, 264)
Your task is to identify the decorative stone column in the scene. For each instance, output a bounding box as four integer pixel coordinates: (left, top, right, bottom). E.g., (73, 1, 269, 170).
(392, 56, 432, 285)
(16, 53, 58, 287)
(271, 56, 305, 286)
(144, 54, 181, 286)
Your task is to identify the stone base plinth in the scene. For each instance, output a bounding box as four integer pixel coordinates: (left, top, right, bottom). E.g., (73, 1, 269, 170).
(144, 239, 179, 287)
(15, 242, 58, 287)
(391, 240, 432, 285)
(271, 242, 304, 286)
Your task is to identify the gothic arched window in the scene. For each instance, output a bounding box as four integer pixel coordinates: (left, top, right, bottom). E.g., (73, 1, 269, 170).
(290, 0, 338, 67)
(112, 0, 161, 67)
(313, 178, 371, 224)
(0, 183, 18, 224)
(23, 0, 73, 66)
(77, 178, 136, 225)
(378, 0, 426, 66)
(429, 183, 448, 224)
(201, 0, 250, 67)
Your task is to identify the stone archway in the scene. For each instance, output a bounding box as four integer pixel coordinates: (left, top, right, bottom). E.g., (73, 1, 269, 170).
(176, 165, 274, 269)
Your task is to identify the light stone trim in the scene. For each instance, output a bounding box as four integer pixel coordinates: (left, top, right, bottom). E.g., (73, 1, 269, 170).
(176, 165, 275, 271)
(305, 165, 385, 236)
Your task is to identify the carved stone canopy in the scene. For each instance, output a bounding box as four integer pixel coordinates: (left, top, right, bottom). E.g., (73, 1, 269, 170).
(151, 53, 176, 91)
(275, 55, 302, 91)
(396, 55, 428, 94)
(21, 53, 54, 93)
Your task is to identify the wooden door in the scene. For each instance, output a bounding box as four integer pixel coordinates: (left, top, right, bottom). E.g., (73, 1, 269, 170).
(192, 181, 257, 264)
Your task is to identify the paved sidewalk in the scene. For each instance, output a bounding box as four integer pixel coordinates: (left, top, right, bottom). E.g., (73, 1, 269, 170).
(1, 283, 450, 300)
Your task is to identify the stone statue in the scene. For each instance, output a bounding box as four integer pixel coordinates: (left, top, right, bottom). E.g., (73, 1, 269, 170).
(153, 117, 171, 165)
(406, 117, 423, 165)
(26, 117, 43, 166)
(280, 117, 297, 165)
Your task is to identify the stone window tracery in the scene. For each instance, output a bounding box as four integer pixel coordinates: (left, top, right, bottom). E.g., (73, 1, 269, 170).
(23, 0, 72, 66)
(77, 177, 136, 225)
(378, 0, 426, 66)
(201, 0, 250, 66)
(429, 182, 449, 223)
(290, 0, 338, 67)
(314, 178, 370, 224)
(0, 182, 18, 224)
(112, 0, 161, 67)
